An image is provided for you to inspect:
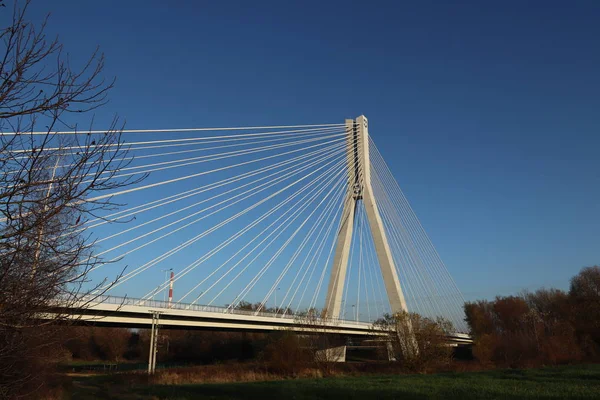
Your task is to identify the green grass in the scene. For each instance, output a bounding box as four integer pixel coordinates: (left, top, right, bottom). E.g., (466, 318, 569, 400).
(70, 364, 600, 400)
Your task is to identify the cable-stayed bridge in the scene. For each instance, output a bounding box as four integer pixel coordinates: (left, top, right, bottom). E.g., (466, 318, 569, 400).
(28, 116, 468, 335)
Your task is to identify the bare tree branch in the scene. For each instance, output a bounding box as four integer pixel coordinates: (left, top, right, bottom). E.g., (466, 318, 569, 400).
(0, 2, 140, 397)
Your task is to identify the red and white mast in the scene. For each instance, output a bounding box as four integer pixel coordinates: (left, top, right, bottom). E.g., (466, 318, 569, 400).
(168, 271, 174, 308)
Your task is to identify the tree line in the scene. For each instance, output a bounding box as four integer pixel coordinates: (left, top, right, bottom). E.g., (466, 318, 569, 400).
(64, 327, 266, 365)
(464, 265, 600, 367)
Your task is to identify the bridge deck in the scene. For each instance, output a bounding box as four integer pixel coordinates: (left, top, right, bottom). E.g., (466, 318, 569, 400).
(59, 295, 471, 343)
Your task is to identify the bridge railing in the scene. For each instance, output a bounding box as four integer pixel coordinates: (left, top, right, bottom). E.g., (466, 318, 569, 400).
(83, 295, 372, 327)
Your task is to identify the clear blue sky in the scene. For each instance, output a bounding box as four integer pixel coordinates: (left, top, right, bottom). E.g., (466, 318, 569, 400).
(25, 1, 600, 301)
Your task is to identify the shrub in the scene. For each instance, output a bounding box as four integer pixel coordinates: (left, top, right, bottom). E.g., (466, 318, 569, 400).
(569, 266, 600, 355)
(374, 311, 454, 373)
(92, 328, 132, 362)
(262, 331, 311, 376)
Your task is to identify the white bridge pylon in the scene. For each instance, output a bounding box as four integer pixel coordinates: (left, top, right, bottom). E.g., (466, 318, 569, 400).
(324, 116, 407, 319)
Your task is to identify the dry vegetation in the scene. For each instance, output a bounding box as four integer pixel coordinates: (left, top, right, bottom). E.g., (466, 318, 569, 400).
(152, 363, 324, 385)
(465, 265, 600, 368)
(374, 311, 455, 373)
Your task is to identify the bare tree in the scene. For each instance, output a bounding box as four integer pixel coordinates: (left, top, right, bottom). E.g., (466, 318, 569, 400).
(295, 309, 346, 374)
(261, 308, 346, 377)
(569, 266, 600, 354)
(92, 327, 132, 362)
(464, 289, 586, 367)
(0, 1, 141, 397)
(374, 312, 453, 372)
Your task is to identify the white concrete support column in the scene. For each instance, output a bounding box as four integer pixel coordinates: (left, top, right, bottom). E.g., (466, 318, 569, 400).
(147, 311, 160, 374)
(147, 313, 156, 374)
(152, 313, 159, 374)
(324, 115, 408, 319)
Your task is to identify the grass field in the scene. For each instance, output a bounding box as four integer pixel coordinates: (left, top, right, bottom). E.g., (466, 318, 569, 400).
(70, 364, 600, 399)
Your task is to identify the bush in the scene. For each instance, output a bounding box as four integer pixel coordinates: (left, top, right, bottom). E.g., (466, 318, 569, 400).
(0, 326, 70, 399)
(570, 266, 600, 354)
(262, 331, 311, 376)
(92, 328, 131, 362)
(374, 311, 454, 373)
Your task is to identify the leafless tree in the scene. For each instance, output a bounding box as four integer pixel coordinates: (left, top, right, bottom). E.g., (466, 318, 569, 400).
(464, 288, 588, 367)
(294, 309, 345, 374)
(0, 1, 142, 397)
(569, 265, 600, 354)
(374, 311, 453, 372)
